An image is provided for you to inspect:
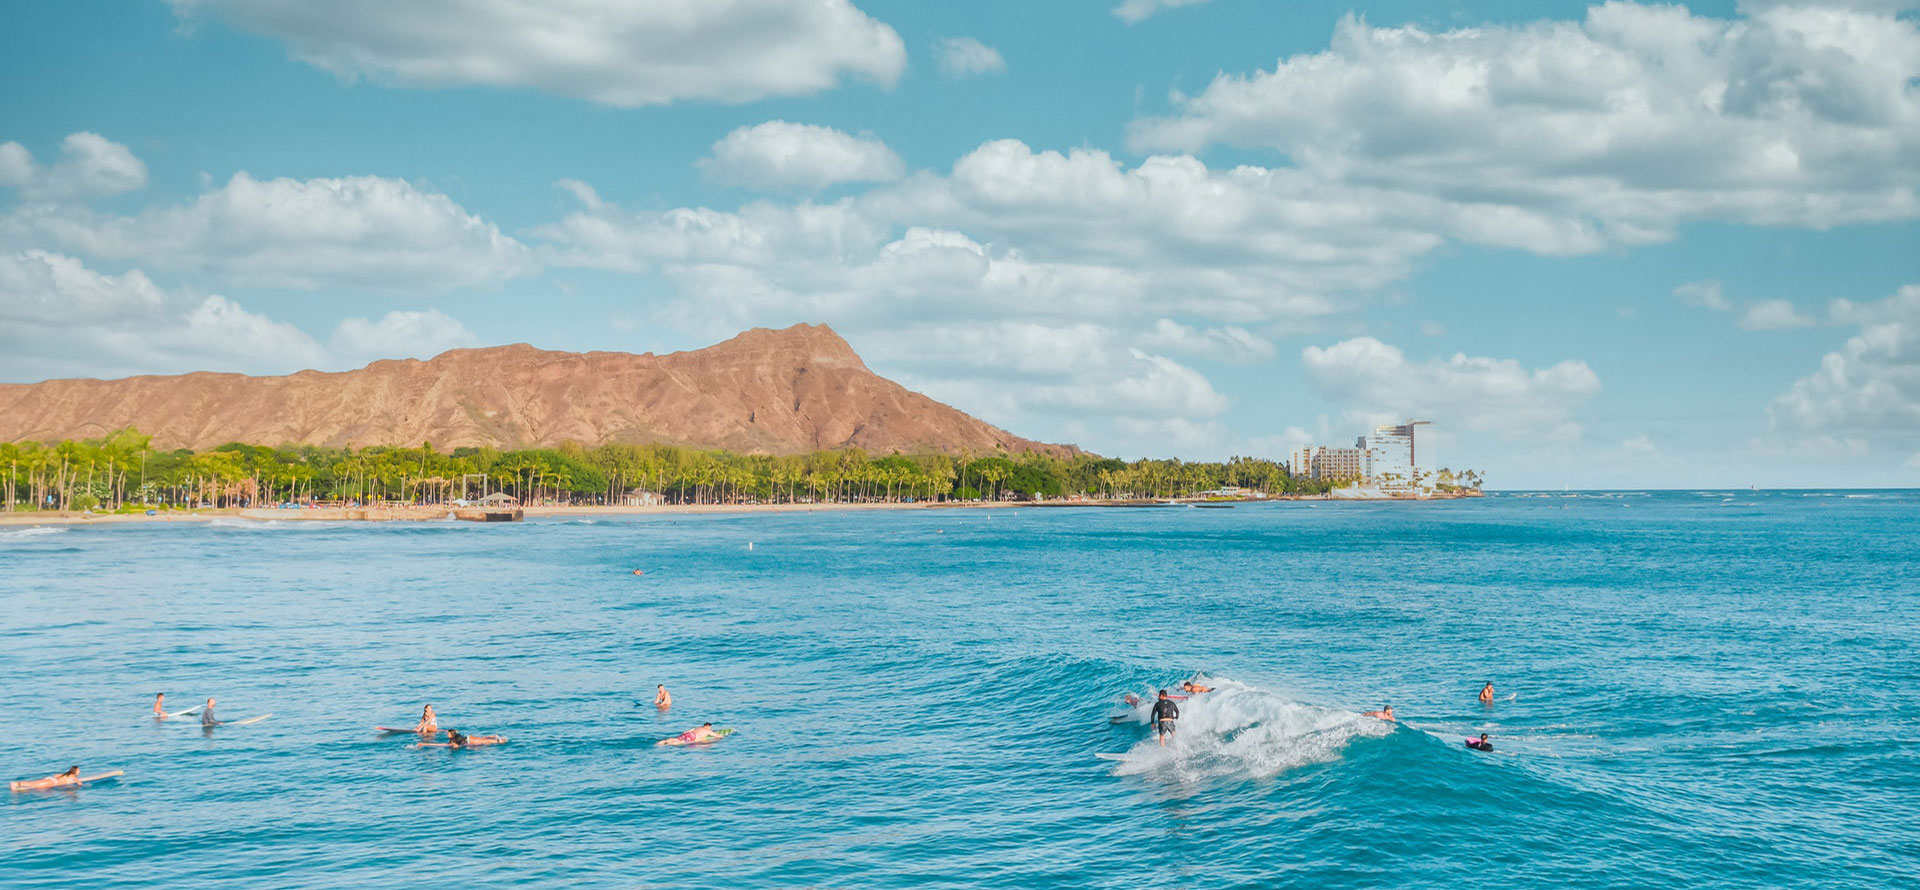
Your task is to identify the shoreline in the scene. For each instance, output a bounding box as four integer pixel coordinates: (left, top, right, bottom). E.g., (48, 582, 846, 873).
(0, 492, 1485, 527)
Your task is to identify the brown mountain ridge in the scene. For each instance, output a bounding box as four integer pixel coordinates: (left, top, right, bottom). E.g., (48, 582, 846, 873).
(0, 323, 1076, 456)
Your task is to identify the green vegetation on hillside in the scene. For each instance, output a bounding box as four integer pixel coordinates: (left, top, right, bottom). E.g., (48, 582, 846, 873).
(0, 429, 1366, 511)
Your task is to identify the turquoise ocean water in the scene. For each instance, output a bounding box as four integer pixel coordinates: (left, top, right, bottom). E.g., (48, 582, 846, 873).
(2, 492, 1916, 888)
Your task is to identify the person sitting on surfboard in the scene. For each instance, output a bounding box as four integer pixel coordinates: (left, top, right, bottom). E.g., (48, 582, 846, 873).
(153, 693, 167, 718)
(1479, 682, 1495, 704)
(1363, 704, 1395, 721)
(1465, 733, 1493, 752)
(655, 685, 672, 709)
(1151, 691, 1179, 746)
(413, 705, 437, 734)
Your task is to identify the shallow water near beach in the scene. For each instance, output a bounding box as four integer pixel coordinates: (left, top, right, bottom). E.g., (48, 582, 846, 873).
(3, 492, 1917, 888)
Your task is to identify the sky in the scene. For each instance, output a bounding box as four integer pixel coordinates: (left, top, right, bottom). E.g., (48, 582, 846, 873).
(2, 0, 1917, 488)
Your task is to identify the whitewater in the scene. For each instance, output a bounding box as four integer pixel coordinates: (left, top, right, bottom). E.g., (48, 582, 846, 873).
(2, 492, 1915, 888)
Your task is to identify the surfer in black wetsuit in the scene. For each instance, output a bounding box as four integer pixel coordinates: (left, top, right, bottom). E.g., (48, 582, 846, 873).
(1465, 733, 1493, 752)
(201, 698, 217, 727)
(1151, 690, 1179, 746)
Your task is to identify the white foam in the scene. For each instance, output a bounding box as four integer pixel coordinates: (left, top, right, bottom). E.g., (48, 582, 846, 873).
(208, 518, 283, 529)
(1103, 678, 1391, 784)
(0, 526, 67, 540)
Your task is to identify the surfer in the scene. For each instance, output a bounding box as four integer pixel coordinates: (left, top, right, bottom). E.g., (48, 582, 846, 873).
(201, 698, 217, 727)
(1151, 690, 1179, 746)
(1180, 680, 1214, 694)
(1363, 704, 1395, 721)
(1466, 733, 1493, 752)
(1121, 693, 1143, 708)
(655, 685, 672, 709)
(414, 705, 438, 734)
(1479, 682, 1495, 704)
(415, 729, 506, 748)
(673, 723, 723, 744)
(11, 766, 80, 792)
(153, 693, 168, 718)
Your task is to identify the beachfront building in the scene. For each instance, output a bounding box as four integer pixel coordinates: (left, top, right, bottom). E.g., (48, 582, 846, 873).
(1289, 445, 1366, 482)
(1356, 421, 1431, 492)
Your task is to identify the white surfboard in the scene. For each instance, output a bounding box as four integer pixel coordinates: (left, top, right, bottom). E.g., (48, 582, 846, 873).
(226, 713, 273, 726)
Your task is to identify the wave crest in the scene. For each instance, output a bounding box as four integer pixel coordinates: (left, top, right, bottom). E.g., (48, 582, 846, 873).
(1104, 678, 1390, 783)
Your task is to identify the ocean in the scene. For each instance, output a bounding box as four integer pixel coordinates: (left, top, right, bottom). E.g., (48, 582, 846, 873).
(2, 492, 1915, 888)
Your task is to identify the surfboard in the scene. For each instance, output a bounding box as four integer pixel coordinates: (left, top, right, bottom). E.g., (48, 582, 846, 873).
(226, 714, 272, 726)
(657, 728, 735, 747)
(1094, 752, 1130, 761)
(376, 726, 439, 735)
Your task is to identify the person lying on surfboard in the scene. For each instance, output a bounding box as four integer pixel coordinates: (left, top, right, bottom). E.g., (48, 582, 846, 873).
(413, 728, 506, 748)
(1180, 680, 1214, 694)
(11, 766, 80, 792)
(671, 723, 724, 745)
(1465, 733, 1493, 752)
(1363, 704, 1395, 721)
(414, 705, 438, 734)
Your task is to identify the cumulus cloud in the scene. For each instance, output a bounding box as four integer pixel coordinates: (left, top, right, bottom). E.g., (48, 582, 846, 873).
(1739, 298, 1817, 330)
(1675, 280, 1733, 312)
(164, 0, 906, 107)
(329, 308, 481, 365)
(1771, 283, 1920, 435)
(1301, 336, 1601, 441)
(0, 132, 148, 201)
(1131, 4, 1920, 249)
(1140, 318, 1275, 362)
(936, 37, 1005, 76)
(0, 250, 325, 380)
(1113, 0, 1212, 24)
(6, 171, 536, 292)
(698, 121, 904, 191)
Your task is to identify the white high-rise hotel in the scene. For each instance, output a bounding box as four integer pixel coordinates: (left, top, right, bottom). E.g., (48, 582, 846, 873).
(1290, 420, 1432, 491)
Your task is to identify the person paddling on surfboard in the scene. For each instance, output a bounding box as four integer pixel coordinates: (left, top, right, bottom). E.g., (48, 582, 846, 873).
(655, 685, 672, 710)
(413, 705, 438, 734)
(672, 723, 723, 745)
(1151, 690, 1179, 746)
(11, 766, 80, 792)
(1180, 680, 1214, 694)
(1465, 733, 1493, 752)
(414, 728, 506, 748)
(1363, 704, 1395, 721)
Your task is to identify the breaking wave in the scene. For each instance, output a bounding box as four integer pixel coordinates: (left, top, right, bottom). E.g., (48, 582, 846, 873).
(1101, 677, 1391, 783)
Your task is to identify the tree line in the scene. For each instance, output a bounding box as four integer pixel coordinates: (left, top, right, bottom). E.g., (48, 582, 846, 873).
(0, 429, 1483, 513)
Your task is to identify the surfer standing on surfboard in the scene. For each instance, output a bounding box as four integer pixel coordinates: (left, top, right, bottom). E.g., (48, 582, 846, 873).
(1151, 691, 1179, 746)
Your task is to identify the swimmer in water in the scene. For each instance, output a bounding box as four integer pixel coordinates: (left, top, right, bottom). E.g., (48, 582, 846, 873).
(1479, 682, 1495, 704)
(1466, 733, 1493, 752)
(153, 693, 167, 718)
(1150, 690, 1180, 747)
(1180, 680, 1214, 694)
(1121, 693, 1143, 708)
(1363, 704, 1395, 721)
(201, 698, 218, 727)
(413, 704, 437, 734)
(655, 685, 672, 709)
(10, 766, 81, 792)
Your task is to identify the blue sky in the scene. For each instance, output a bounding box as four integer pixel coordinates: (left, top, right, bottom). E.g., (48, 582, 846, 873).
(2, 0, 1917, 488)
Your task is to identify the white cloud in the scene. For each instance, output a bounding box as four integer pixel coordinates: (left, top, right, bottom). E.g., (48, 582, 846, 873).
(1771, 283, 1920, 435)
(329, 309, 480, 365)
(1132, 4, 1920, 247)
(1113, 0, 1211, 25)
(1675, 280, 1733, 312)
(164, 0, 906, 107)
(936, 37, 1005, 76)
(698, 121, 905, 191)
(0, 132, 148, 201)
(1738, 298, 1817, 330)
(7, 171, 536, 292)
(0, 250, 325, 380)
(1418, 320, 1447, 337)
(1301, 336, 1601, 441)
(1140, 318, 1275, 362)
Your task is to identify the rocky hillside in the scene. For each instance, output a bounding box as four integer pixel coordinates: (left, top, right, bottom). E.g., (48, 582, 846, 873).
(0, 323, 1075, 456)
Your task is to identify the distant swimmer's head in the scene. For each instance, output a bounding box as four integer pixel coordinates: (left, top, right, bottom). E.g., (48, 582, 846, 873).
(701, 722, 712, 729)
(1479, 733, 1489, 741)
